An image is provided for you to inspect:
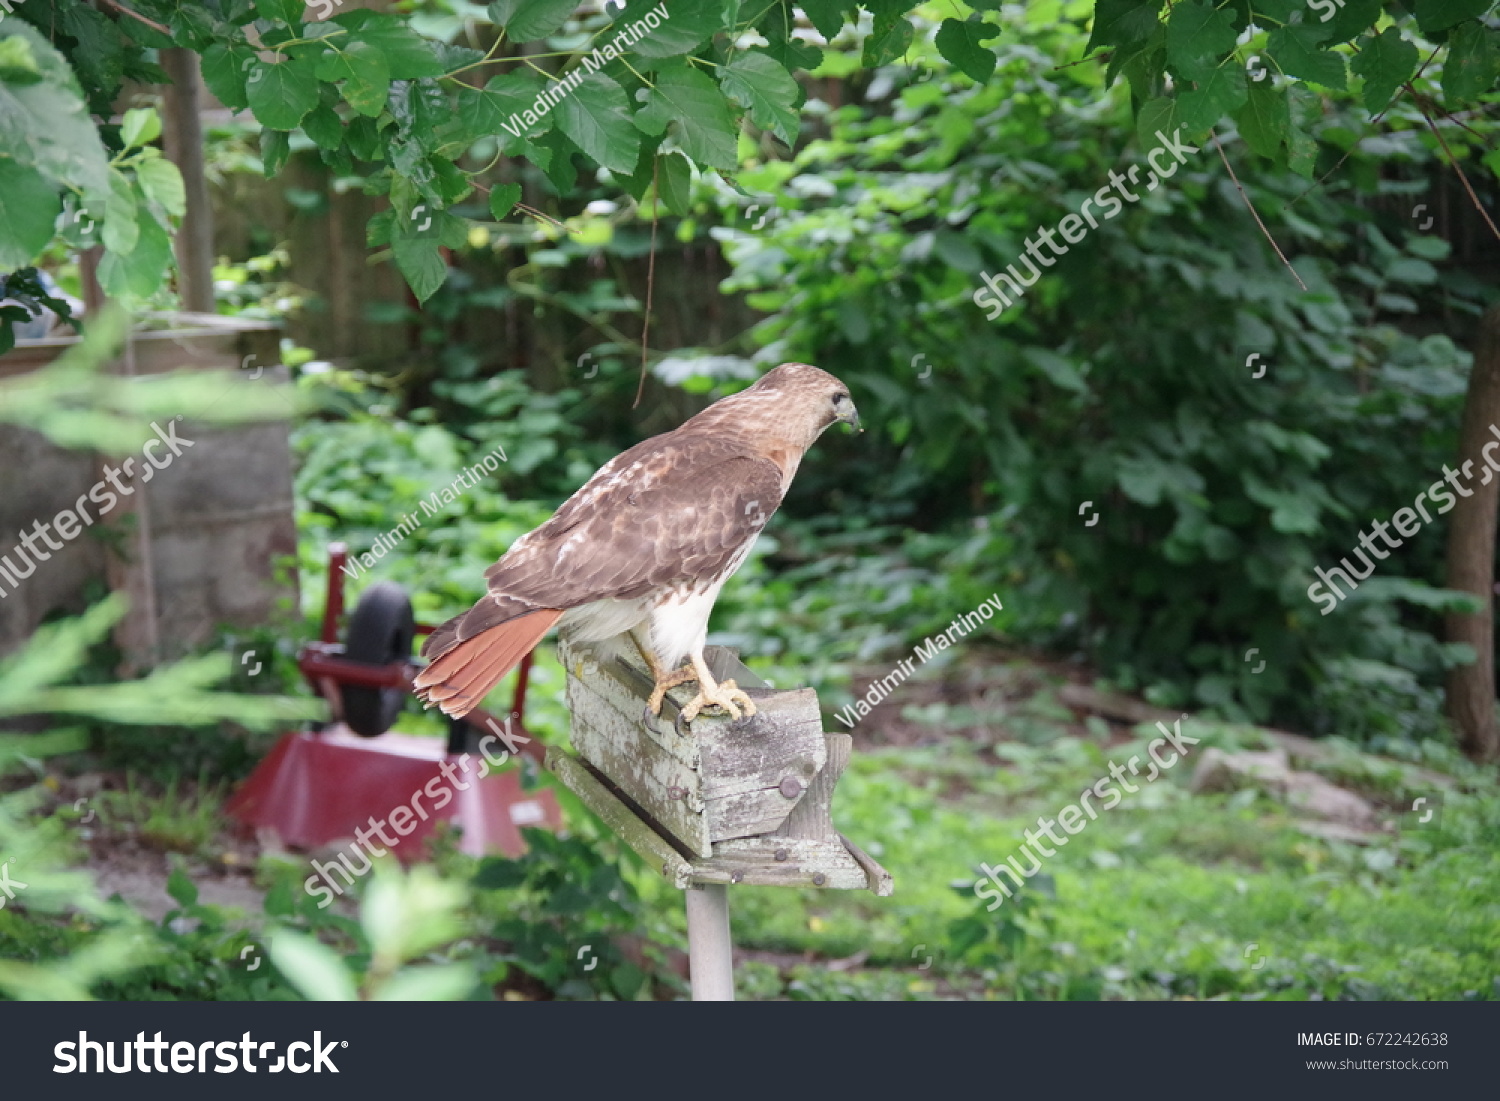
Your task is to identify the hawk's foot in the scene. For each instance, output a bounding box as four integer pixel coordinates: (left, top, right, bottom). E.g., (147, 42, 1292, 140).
(679, 679, 758, 724)
(646, 665, 698, 716)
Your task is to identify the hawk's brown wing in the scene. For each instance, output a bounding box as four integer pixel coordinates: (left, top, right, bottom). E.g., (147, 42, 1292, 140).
(421, 434, 783, 660)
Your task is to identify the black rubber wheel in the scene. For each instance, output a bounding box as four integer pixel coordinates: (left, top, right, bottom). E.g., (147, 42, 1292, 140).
(340, 581, 415, 738)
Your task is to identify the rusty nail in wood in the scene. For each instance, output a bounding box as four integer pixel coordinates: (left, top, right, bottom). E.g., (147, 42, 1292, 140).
(668, 785, 687, 800)
(778, 776, 802, 799)
(774, 848, 788, 862)
(812, 873, 827, 886)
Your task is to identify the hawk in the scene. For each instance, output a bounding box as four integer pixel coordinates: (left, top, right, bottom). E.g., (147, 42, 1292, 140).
(413, 363, 859, 725)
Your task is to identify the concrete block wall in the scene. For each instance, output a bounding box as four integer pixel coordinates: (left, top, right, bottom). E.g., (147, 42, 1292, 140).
(0, 315, 299, 668)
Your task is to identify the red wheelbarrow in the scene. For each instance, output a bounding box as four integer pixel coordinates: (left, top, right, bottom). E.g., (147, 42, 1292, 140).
(227, 543, 563, 859)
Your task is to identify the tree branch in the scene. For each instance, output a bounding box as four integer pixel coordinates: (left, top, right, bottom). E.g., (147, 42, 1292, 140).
(1211, 130, 1307, 292)
(97, 0, 171, 37)
(1407, 84, 1500, 246)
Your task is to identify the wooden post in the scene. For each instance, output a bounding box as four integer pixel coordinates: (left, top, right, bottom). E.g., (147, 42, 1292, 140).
(160, 48, 216, 314)
(684, 883, 734, 1001)
(549, 637, 893, 1001)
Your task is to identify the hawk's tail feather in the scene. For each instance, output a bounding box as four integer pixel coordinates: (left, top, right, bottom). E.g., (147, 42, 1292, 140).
(421, 592, 543, 661)
(413, 608, 562, 718)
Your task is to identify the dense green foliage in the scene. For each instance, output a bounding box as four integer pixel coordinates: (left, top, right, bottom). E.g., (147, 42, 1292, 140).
(693, 5, 1497, 734)
(6, 0, 1499, 342)
(3, 2, 1499, 1003)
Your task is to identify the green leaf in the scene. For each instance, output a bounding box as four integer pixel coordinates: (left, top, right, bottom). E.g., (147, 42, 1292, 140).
(1177, 61, 1248, 135)
(634, 67, 739, 172)
(0, 160, 61, 269)
(269, 930, 358, 1001)
(1350, 26, 1418, 113)
(303, 102, 344, 148)
(260, 127, 291, 176)
(60, 2, 123, 103)
(135, 157, 185, 217)
(554, 72, 640, 175)
(255, 0, 306, 26)
(1442, 22, 1498, 104)
(863, 11, 914, 68)
(1087, 0, 1165, 54)
(1266, 24, 1347, 89)
(486, 0, 579, 41)
(799, 0, 846, 39)
(343, 16, 446, 79)
(392, 237, 448, 303)
(170, 4, 218, 50)
(200, 42, 256, 111)
(1318, 0, 1383, 45)
(720, 52, 801, 144)
(489, 182, 522, 219)
(1165, 0, 1237, 81)
(657, 150, 692, 215)
(372, 964, 478, 1002)
(1234, 80, 1289, 159)
(538, 128, 579, 192)
(317, 41, 391, 117)
(98, 210, 172, 297)
(1115, 29, 1167, 101)
(758, 26, 823, 72)
(1137, 96, 1184, 153)
(0, 23, 113, 198)
(1415, 0, 1494, 34)
(454, 73, 545, 145)
(347, 115, 383, 160)
(934, 17, 1001, 84)
(166, 867, 198, 908)
(247, 55, 320, 130)
(620, 0, 722, 59)
(120, 106, 161, 149)
(102, 174, 139, 256)
(0, 35, 42, 83)
(1286, 118, 1318, 177)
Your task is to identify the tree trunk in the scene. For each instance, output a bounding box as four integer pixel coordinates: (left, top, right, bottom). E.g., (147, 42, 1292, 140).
(1445, 300, 1500, 763)
(160, 49, 216, 314)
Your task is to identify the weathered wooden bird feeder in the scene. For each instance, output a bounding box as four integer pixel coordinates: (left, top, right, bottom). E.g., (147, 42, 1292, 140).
(548, 636, 892, 1000)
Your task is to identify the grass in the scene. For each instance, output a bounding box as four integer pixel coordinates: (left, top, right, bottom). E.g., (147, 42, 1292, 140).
(94, 770, 228, 858)
(620, 684, 1500, 1001)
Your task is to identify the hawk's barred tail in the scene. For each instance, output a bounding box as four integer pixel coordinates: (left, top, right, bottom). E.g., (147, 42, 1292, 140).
(412, 608, 562, 718)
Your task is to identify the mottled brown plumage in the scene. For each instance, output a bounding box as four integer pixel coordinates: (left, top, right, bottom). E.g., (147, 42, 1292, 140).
(413, 363, 859, 722)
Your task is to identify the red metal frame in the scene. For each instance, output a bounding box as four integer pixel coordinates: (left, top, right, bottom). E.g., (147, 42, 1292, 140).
(300, 541, 538, 759)
(226, 543, 557, 858)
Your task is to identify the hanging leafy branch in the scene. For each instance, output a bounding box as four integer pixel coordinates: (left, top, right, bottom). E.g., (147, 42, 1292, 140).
(1084, 0, 1499, 170)
(0, 0, 1015, 324)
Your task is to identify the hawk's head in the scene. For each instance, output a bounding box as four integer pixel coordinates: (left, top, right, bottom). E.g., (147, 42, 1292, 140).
(751, 363, 861, 438)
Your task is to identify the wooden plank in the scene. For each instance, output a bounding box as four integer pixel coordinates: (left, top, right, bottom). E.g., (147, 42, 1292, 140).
(567, 709, 711, 857)
(545, 749, 696, 884)
(562, 635, 825, 847)
(706, 786, 805, 841)
(688, 837, 869, 890)
(774, 733, 849, 843)
(547, 748, 894, 894)
(561, 638, 699, 768)
(696, 688, 824, 800)
(838, 831, 895, 897)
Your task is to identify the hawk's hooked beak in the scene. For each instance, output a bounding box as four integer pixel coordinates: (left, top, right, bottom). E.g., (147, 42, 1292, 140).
(835, 395, 862, 433)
